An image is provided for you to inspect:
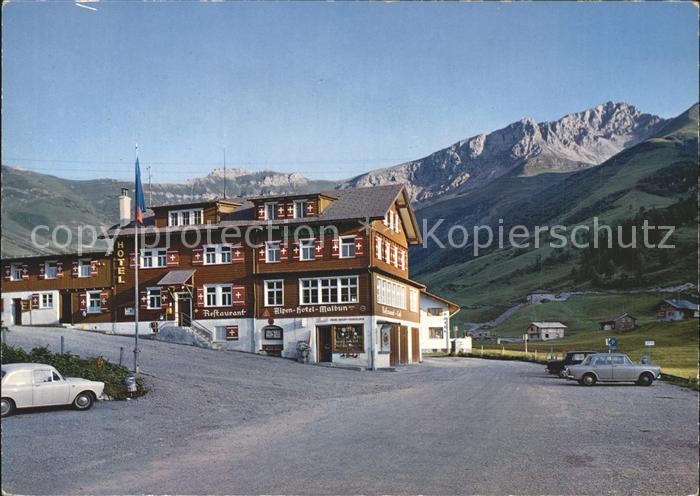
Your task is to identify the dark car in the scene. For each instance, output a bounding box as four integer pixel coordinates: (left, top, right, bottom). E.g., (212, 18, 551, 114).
(546, 350, 599, 378)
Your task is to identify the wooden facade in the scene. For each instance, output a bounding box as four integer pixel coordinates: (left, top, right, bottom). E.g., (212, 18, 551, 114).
(1, 185, 457, 368)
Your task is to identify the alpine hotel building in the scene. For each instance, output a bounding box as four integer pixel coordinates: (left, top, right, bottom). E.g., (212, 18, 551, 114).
(1, 184, 459, 369)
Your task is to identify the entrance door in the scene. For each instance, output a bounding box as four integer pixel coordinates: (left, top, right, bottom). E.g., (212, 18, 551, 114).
(411, 327, 420, 363)
(12, 298, 22, 326)
(317, 326, 332, 362)
(60, 293, 72, 324)
(399, 326, 409, 364)
(178, 295, 192, 325)
(390, 324, 399, 366)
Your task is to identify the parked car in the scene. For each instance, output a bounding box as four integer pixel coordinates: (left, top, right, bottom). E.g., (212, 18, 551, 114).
(546, 350, 599, 378)
(565, 353, 661, 386)
(1, 363, 105, 417)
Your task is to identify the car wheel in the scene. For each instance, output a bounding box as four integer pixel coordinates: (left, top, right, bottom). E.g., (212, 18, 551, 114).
(558, 369, 568, 379)
(73, 392, 94, 411)
(637, 373, 654, 387)
(1, 398, 15, 418)
(581, 373, 597, 386)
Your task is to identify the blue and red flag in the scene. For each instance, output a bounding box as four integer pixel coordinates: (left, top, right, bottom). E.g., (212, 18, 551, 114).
(134, 157, 147, 225)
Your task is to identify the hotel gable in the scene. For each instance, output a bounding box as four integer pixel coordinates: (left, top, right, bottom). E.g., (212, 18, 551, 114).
(1, 184, 459, 369)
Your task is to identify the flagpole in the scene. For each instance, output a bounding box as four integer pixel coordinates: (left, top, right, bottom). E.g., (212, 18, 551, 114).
(134, 145, 140, 375)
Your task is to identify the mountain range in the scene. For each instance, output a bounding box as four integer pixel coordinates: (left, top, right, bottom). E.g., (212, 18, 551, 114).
(2, 101, 697, 324)
(339, 102, 668, 204)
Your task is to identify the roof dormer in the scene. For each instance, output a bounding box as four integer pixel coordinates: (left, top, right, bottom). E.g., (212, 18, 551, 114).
(249, 193, 337, 221)
(150, 199, 242, 228)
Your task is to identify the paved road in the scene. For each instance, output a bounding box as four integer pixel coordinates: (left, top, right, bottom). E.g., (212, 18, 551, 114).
(2, 326, 698, 495)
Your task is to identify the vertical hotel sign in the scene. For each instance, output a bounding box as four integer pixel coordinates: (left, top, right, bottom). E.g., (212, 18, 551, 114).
(114, 240, 127, 284)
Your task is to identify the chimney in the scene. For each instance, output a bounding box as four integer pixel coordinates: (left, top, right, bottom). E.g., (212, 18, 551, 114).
(119, 188, 131, 226)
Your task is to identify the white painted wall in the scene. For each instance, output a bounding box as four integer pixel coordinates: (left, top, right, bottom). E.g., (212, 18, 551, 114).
(2, 291, 60, 326)
(419, 293, 450, 352)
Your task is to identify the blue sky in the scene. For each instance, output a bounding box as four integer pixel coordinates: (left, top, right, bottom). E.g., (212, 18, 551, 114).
(2, 2, 698, 182)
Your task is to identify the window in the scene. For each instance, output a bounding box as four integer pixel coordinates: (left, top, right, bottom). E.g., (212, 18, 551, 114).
(429, 327, 445, 339)
(427, 307, 444, 316)
(320, 278, 338, 303)
(87, 291, 102, 314)
(41, 294, 54, 309)
(147, 288, 161, 309)
(293, 200, 307, 219)
(204, 285, 232, 307)
(79, 260, 91, 278)
(333, 324, 364, 352)
(300, 239, 315, 261)
(300, 277, 358, 305)
(221, 286, 232, 307)
(266, 241, 281, 263)
(265, 202, 277, 220)
(168, 208, 203, 226)
(339, 277, 358, 303)
(301, 279, 319, 304)
(33, 369, 53, 383)
(340, 236, 356, 258)
(44, 261, 58, 279)
(141, 249, 167, 268)
(409, 289, 419, 313)
(204, 244, 232, 265)
(264, 280, 284, 307)
(10, 264, 23, 281)
(376, 278, 406, 309)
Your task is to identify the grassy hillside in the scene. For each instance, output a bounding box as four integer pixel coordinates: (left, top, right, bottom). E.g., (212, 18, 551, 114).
(413, 104, 698, 322)
(478, 318, 698, 380)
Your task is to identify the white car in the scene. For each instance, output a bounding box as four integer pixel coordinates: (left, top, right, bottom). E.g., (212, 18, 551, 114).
(1, 363, 105, 417)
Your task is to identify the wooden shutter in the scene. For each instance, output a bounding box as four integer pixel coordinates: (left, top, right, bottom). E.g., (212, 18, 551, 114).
(331, 237, 340, 258)
(196, 287, 205, 307)
(139, 290, 148, 310)
(56, 262, 64, 278)
(22, 265, 29, 280)
(191, 248, 204, 265)
(31, 294, 40, 309)
(166, 251, 180, 267)
(38, 264, 45, 280)
(71, 261, 79, 277)
(285, 203, 294, 219)
(160, 288, 169, 308)
(355, 235, 365, 256)
(256, 205, 266, 220)
(257, 245, 267, 263)
(375, 237, 382, 261)
(79, 293, 87, 311)
(292, 242, 300, 261)
(232, 286, 246, 306)
(100, 291, 110, 313)
(276, 203, 286, 219)
(129, 253, 136, 268)
(306, 200, 316, 216)
(314, 238, 323, 259)
(232, 246, 244, 263)
(90, 260, 99, 276)
(3, 266, 11, 281)
(390, 244, 396, 266)
(280, 241, 289, 261)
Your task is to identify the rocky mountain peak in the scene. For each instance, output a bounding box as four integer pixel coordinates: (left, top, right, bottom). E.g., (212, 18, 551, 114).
(338, 102, 667, 204)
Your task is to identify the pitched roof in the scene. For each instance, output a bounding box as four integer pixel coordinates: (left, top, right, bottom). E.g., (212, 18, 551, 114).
(599, 313, 637, 323)
(530, 322, 567, 329)
(106, 184, 421, 242)
(157, 269, 196, 286)
(662, 299, 699, 311)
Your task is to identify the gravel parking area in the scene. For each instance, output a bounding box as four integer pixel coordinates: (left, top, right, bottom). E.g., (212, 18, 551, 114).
(2, 326, 698, 495)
